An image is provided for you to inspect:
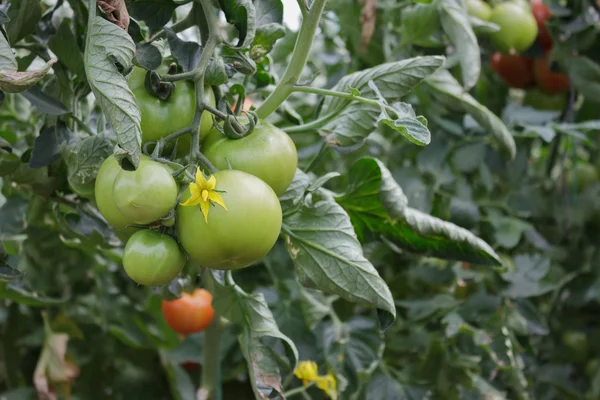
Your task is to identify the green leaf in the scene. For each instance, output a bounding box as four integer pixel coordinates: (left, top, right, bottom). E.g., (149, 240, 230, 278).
(365, 371, 408, 400)
(250, 24, 285, 61)
(165, 28, 202, 73)
(438, 0, 480, 90)
(62, 135, 112, 196)
(0, 282, 67, 307)
(48, 20, 86, 80)
(0, 196, 27, 240)
(218, 0, 256, 49)
(210, 271, 298, 399)
(501, 254, 556, 298)
(5, 0, 42, 45)
(322, 56, 445, 118)
(0, 33, 17, 72)
(425, 69, 516, 159)
(323, 102, 380, 148)
(401, 3, 441, 47)
(84, 16, 141, 169)
(0, 265, 22, 282)
(282, 170, 396, 329)
(564, 55, 600, 103)
(0, 59, 56, 93)
(337, 158, 500, 266)
(128, 0, 177, 31)
(159, 351, 196, 400)
(397, 294, 460, 321)
(387, 207, 501, 266)
(21, 86, 70, 115)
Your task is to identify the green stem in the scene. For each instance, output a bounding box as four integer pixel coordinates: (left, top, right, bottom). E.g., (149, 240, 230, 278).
(200, 270, 224, 400)
(67, 114, 94, 136)
(293, 84, 398, 115)
(256, 0, 328, 118)
(283, 382, 315, 398)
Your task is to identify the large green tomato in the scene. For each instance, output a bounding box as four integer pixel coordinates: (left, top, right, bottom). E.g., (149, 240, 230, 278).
(128, 64, 216, 155)
(466, 0, 492, 21)
(202, 119, 297, 196)
(113, 157, 178, 225)
(489, 2, 538, 53)
(95, 156, 138, 236)
(123, 230, 185, 286)
(523, 88, 567, 111)
(177, 170, 282, 270)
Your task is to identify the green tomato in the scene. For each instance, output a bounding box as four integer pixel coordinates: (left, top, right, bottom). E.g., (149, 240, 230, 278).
(523, 88, 567, 111)
(113, 157, 178, 225)
(489, 2, 538, 53)
(562, 330, 589, 363)
(567, 163, 599, 192)
(202, 119, 298, 196)
(177, 170, 282, 270)
(123, 230, 185, 286)
(466, 0, 492, 21)
(128, 64, 216, 155)
(95, 156, 138, 236)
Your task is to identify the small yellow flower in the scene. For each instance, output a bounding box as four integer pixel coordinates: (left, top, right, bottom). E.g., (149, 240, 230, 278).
(294, 361, 319, 385)
(315, 374, 337, 399)
(180, 168, 227, 223)
(294, 361, 337, 399)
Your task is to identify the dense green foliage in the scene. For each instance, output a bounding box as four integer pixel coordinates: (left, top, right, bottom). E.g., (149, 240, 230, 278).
(1, 0, 600, 399)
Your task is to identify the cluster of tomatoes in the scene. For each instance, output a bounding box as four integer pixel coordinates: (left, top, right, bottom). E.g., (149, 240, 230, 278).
(468, 0, 570, 110)
(92, 62, 298, 334)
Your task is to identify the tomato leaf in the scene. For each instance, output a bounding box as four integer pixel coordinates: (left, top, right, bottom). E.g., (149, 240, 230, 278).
(165, 28, 202, 73)
(0, 33, 17, 72)
(365, 372, 408, 400)
(337, 158, 501, 266)
(84, 16, 141, 169)
(48, 20, 86, 80)
(5, 0, 42, 45)
(21, 86, 70, 115)
(0, 59, 56, 94)
(0, 196, 27, 241)
(564, 55, 600, 103)
(401, 3, 441, 47)
(63, 135, 113, 193)
(250, 0, 284, 60)
(29, 124, 71, 169)
(281, 170, 397, 330)
(209, 270, 299, 399)
(218, 0, 256, 49)
(128, 0, 177, 31)
(438, 0, 480, 90)
(425, 69, 516, 159)
(0, 282, 68, 306)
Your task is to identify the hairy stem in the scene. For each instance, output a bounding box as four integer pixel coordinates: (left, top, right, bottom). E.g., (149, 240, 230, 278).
(256, 0, 328, 118)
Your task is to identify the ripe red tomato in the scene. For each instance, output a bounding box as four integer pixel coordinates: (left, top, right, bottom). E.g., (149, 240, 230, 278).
(490, 53, 534, 89)
(533, 56, 570, 94)
(162, 289, 215, 334)
(531, 1, 553, 51)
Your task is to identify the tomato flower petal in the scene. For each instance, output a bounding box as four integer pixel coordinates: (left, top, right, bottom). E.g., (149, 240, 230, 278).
(208, 192, 228, 211)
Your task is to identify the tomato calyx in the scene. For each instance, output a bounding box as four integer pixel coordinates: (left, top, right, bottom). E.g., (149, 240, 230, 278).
(144, 70, 175, 101)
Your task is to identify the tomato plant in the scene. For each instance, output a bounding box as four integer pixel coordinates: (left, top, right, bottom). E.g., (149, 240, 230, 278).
(162, 289, 215, 334)
(177, 170, 282, 270)
(123, 230, 185, 286)
(203, 119, 297, 195)
(490, 53, 534, 88)
(489, 2, 538, 53)
(3, 0, 600, 399)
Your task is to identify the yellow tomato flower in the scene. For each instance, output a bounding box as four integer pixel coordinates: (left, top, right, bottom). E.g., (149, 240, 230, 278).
(315, 374, 337, 399)
(180, 168, 227, 223)
(294, 361, 337, 399)
(294, 361, 319, 385)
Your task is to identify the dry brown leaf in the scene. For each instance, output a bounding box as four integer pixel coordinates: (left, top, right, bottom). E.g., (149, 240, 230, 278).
(0, 59, 56, 93)
(34, 333, 80, 400)
(97, 0, 130, 31)
(359, 0, 377, 54)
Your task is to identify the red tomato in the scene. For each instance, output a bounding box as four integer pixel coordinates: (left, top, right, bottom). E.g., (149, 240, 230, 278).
(162, 289, 215, 334)
(490, 53, 535, 89)
(533, 55, 570, 94)
(531, 1, 553, 51)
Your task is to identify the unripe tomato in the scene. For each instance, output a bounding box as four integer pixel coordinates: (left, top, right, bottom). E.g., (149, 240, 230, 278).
(466, 0, 492, 21)
(490, 53, 534, 88)
(123, 230, 185, 286)
(177, 170, 282, 270)
(567, 163, 598, 192)
(531, 1, 553, 50)
(95, 156, 139, 236)
(128, 65, 216, 155)
(203, 119, 298, 196)
(113, 157, 178, 225)
(489, 2, 538, 53)
(523, 88, 567, 110)
(162, 289, 214, 334)
(533, 56, 570, 94)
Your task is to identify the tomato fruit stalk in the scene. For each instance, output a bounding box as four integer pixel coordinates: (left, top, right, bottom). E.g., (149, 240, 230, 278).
(162, 289, 215, 334)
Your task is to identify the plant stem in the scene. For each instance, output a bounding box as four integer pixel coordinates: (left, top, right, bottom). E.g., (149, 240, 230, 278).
(283, 382, 314, 398)
(68, 114, 95, 136)
(200, 270, 224, 400)
(296, 0, 308, 18)
(256, 0, 328, 119)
